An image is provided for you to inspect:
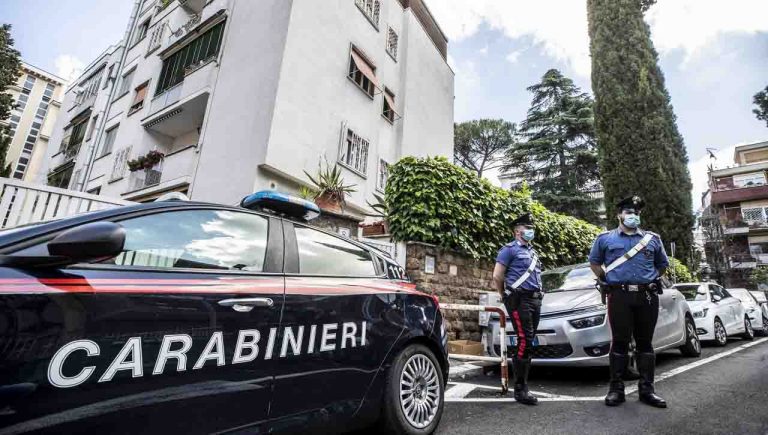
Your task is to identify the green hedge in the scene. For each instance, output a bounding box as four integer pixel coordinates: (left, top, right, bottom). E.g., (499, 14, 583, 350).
(386, 157, 601, 267)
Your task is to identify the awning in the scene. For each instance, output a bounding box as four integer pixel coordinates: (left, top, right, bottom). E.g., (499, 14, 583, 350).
(384, 91, 401, 121)
(132, 83, 149, 108)
(351, 50, 380, 90)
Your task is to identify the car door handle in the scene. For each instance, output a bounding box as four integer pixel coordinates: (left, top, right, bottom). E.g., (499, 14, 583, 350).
(218, 298, 274, 312)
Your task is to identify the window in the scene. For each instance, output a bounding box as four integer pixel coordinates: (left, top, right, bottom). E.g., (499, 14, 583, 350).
(733, 172, 766, 188)
(382, 88, 399, 123)
(22, 75, 36, 92)
(147, 23, 165, 54)
(88, 186, 102, 195)
(15, 93, 29, 111)
(106, 210, 269, 271)
(86, 115, 99, 141)
(129, 81, 149, 114)
(111, 146, 132, 181)
(103, 65, 114, 90)
(8, 114, 20, 138)
(13, 152, 31, 180)
(295, 225, 376, 276)
(47, 163, 74, 189)
(75, 69, 103, 106)
(101, 125, 119, 156)
(156, 21, 226, 96)
(134, 19, 150, 45)
(355, 0, 381, 28)
(386, 27, 399, 60)
(377, 159, 389, 191)
(340, 127, 369, 175)
(348, 48, 378, 98)
(118, 68, 136, 97)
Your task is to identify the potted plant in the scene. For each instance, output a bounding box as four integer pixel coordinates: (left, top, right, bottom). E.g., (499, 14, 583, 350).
(304, 160, 356, 214)
(127, 150, 165, 173)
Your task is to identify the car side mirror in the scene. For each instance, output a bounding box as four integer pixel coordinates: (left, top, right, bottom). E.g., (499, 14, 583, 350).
(47, 222, 126, 264)
(711, 294, 722, 303)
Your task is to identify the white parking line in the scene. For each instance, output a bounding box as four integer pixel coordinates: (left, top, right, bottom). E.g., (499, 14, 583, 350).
(446, 337, 768, 403)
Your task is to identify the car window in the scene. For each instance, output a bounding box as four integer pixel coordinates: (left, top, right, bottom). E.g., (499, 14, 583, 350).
(295, 226, 376, 276)
(708, 285, 723, 298)
(105, 210, 269, 271)
(544, 266, 596, 292)
(720, 288, 732, 299)
(674, 285, 707, 301)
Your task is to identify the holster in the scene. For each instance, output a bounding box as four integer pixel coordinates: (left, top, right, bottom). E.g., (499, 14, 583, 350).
(596, 280, 612, 305)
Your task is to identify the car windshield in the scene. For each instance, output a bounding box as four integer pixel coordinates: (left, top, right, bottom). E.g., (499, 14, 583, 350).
(543, 266, 596, 293)
(729, 289, 755, 304)
(674, 285, 707, 301)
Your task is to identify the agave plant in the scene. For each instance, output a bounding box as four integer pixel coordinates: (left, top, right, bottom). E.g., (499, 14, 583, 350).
(303, 160, 357, 208)
(365, 192, 388, 218)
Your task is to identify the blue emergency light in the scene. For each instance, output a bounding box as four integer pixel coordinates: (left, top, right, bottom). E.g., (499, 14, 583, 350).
(240, 190, 320, 221)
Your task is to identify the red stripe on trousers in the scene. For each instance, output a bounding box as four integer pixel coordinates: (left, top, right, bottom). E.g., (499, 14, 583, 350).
(512, 310, 525, 359)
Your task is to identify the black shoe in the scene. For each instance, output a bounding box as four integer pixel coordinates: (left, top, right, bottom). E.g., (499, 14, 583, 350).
(514, 388, 539, 405)
(512, 358, 538, 405)
(604, 352, 627, 407)
(637, 352, 667, 409)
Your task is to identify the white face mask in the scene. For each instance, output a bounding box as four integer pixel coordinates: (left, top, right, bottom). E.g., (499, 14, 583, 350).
(621, 213, 641, 229)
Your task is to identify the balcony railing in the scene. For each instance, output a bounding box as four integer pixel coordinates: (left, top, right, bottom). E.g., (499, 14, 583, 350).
(128, 162, 163, 192)
(729, 254, 768, 269)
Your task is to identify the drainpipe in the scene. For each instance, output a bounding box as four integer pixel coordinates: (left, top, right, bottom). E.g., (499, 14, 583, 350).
(80, 0, 142, 192)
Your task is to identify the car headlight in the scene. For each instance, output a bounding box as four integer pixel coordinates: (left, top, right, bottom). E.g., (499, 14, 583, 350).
(693, 308, 709, 318)
(569, 314, 606, 329)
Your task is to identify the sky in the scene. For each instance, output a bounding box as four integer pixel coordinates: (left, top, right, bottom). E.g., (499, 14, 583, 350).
(4, 0, 768, 210)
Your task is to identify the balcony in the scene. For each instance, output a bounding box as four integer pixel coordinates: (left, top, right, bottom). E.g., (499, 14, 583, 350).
(711, 173, 768, 205)
(128, 162, 163, 191)
(123, 146, 196, 199)
(728, 254, 768, 269)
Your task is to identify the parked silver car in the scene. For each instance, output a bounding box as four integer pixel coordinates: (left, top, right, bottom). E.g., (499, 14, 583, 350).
(479, 263, 701, 367)
(750, 290, 768, 335)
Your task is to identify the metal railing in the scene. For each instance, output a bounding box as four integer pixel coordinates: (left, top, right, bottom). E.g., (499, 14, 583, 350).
(441, 303, 510, 394)
(0, 178, 132, 230)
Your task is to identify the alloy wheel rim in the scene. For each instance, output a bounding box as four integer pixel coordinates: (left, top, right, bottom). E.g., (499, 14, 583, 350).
(400, 354, 440, 429)
(688, 322, 700, 353)
(715, 322, 726, 344)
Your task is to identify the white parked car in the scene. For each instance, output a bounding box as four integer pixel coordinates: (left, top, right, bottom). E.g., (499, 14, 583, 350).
(672, 283, 754, 345)
(479, 264, 701, 370)
(729, 288, 768, 335)
(750, 291, 768, 335)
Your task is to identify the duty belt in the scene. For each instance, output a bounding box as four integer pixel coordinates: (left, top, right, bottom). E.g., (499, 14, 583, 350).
(505, 287, 544, 299)
(608, 283, 659, 292)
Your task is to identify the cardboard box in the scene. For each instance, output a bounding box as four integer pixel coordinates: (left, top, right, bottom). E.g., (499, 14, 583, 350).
(448, 340, 484, 356)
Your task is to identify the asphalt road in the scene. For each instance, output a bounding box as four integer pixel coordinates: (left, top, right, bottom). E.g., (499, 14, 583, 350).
(439, 337, 768, 435)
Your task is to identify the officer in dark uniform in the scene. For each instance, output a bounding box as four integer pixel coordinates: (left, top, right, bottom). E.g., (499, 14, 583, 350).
(589, 196, 670, 408)
(492, 213, 542, 405)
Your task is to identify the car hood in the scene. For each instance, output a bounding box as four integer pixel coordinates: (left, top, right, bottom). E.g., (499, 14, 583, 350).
(542, 289, 602, 314)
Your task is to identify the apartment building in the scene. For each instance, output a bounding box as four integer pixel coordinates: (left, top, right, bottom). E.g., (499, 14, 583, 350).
(3, 62, 65, 182)
(44, 0, 455, 210)
(704, 140, 768, 284)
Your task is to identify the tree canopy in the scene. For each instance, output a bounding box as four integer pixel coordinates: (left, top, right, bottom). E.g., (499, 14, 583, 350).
(454, 119, 516, 178)
(588, 0, 695, 265)
(754, 86, 768, 129)
(0, 24, 22, 177)
(504, 69, 602, 225)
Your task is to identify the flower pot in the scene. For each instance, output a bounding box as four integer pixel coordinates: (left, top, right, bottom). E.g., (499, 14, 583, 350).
(315, 193, 343, 214)
(361, 221, 388, 237)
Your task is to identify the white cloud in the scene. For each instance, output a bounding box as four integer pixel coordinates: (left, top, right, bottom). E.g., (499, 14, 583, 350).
(505, 49, 523, 64)
(479, 45, 489, 56)
(54, 55, 85, 84)
(424, 0, 768, 77)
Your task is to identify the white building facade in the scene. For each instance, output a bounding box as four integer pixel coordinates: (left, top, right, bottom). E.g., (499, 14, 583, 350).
(45, 0, 455, 210)
(4, 63, 65, 182)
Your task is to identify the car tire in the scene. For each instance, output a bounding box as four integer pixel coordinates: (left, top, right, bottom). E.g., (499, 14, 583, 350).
(762, 317, 768, 337)
(742, 317, 755, 341)
(380, 344, 444, 435)
(713, 318, 728, 347)
(679, 316, 701, 357)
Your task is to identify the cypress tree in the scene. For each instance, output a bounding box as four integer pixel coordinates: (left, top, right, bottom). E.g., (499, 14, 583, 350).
(0, 24, 22, 176)
(587, 0, 694, 264)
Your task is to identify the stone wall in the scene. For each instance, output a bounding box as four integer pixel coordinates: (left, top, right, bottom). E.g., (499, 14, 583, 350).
(313, 209, 363, 239)
(405, 242, 494, 341)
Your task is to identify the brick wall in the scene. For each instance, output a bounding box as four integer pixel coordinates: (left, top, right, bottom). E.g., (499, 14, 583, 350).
(405, 242, 494, 341)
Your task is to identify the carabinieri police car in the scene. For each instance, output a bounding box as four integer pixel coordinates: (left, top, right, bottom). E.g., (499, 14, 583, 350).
(0, 192, 447, 434)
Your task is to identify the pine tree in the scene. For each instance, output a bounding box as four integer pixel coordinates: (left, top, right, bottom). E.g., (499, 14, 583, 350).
(754, 86, 768, 128)
(0, 24, 22, 176)
(454, 119, 516, 178)
(504, 69, 602, 225)
(587, 0, 695, 264)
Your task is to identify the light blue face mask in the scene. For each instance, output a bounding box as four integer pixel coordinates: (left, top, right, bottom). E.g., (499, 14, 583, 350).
(623, 214, 641, 229)
(522, 229, 535, 241)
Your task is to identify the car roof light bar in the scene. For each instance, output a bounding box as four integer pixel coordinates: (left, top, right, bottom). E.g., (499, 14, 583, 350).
(240, 190, 320, 221)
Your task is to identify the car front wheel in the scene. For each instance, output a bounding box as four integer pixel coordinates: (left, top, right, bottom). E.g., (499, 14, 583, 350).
(742, 317, 755, 341)
(714, 318, 728, 346)
(762, 317, 768, 336)
(679, 316, 701, 357)
(380, 344, 445, 435)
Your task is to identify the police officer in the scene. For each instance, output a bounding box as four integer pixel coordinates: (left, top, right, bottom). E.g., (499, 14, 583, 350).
(589, 196, 669, 408)
(492, 213, 542, 405)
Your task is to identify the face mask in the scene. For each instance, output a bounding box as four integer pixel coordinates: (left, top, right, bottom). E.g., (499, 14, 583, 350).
(623, 214, 641, 229)
(522, 229, 535, 241)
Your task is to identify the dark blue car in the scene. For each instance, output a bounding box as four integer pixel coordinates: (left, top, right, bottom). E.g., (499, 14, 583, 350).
(0, 193, 447, 434)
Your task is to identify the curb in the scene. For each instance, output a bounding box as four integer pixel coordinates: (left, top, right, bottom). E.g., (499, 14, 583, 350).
(448, 360, 495, 381)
